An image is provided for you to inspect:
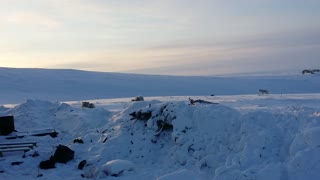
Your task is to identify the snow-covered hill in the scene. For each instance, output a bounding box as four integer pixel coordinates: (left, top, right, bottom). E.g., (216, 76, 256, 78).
(0, 67, 319, 104)
(0, 68, 319, 180)
(1, 95, 320, 180)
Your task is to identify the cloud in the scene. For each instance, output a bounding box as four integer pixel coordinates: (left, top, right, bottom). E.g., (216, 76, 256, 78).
(1, 0, 319, 75)
(5, 12, 61, 28)
(32, 28, 320, 76)
(148, 29, 320, 50)
(124, 29, 320, 75)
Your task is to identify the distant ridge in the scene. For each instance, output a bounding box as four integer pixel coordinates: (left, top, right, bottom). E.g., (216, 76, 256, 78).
(0, 67, 319, 104)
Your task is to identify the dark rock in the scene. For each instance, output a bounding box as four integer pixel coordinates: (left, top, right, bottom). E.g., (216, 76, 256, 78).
(39, 156, 56, 169)
(73, 138, 84, 144)
(11, 161, 23, 166)
(53, 145, 74, 163)
(78, 160, 87, 170)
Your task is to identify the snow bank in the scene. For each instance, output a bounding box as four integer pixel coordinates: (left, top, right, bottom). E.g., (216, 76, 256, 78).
(101, 159, 135, 177)
(0, 95, 320, 179)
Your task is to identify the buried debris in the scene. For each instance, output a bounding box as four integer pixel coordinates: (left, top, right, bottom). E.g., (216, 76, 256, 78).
(39, 144, 74, 169)
(188, 98, 218, 105)
(129, 103, 176, 137)
(81, 102, 95, 108)
(131, 96, 144, 102)
(129, 110, 152, 121)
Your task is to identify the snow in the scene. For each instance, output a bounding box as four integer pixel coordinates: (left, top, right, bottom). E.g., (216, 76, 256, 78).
(101, 159, 135, 177)
(0, 68, 319, 180)
(156, 169, 199, 180)
(1, 67, 320, 104)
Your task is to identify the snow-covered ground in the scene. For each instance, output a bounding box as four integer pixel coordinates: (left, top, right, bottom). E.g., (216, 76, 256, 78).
(0, 68, 320, 180)
(1, 67, 319, 104)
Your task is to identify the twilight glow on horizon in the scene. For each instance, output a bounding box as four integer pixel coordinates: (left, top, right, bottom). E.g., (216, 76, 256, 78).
(0, 0, 320, 75)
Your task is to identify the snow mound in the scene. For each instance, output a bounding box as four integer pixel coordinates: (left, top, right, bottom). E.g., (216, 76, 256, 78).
(1, 95, 320, 179)
(101, 159, 135, 177)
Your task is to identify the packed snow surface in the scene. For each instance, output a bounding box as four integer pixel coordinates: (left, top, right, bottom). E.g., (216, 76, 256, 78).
(0, 94, 320, 180)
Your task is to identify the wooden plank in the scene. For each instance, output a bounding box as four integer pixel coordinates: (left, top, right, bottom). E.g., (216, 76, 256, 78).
(0, 147, 30, 153)
(5, 129, 58, 139)
(0, 144, 35, 149)
(0, 141, 37, 146)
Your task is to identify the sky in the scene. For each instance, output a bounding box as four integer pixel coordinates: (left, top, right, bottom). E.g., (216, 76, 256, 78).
(0, 0, 320, 76)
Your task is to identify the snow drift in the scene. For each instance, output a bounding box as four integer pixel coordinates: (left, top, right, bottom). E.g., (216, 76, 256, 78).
(1, 94, 320, 179)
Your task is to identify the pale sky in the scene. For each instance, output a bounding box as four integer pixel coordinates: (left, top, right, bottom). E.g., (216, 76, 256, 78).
(0, 0, 320, 75)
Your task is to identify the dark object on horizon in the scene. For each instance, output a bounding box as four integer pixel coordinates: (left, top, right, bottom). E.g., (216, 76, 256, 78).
(81, 102, 95, 108)
(302, 69, 319, 74)
(259, 89, 269, 94)
(131, 96, 144, 101)
(0, 116, 15, 135)
(78, 160, 87, 170)
(188, 98, 218, 105)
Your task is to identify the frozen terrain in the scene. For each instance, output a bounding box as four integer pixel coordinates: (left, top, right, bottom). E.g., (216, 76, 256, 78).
(0, 68, 319, 180)
(0, 67, 319, 104)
